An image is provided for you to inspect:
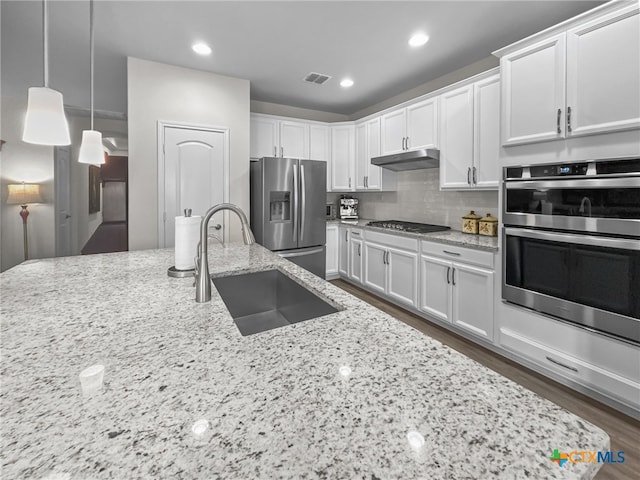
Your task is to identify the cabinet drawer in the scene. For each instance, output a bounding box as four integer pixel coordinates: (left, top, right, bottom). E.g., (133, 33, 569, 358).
(500, 327, 640, 409)
(365, 230, 418, 252)
(350, 228, 363, 238)
(420, 240, 494, 268)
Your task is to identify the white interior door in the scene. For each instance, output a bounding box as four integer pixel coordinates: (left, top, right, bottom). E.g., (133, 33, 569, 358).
(161, 125, 226, 248)
(54, 145, 72, 257)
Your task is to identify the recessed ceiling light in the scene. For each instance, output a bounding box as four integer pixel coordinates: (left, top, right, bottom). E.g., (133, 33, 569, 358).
(408, 33, 429, 48)
(340, 78, 354, 88)
(192, 43, 212, 55)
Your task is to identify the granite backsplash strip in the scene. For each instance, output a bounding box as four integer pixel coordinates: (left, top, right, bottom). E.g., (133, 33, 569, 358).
(327, 169, 498, 229)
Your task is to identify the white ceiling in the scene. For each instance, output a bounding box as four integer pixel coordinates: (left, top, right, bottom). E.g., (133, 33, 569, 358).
(1, 1, 604, 116)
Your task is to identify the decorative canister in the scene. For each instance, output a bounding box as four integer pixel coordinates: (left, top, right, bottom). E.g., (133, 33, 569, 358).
(462, 211, 481, 234)
(479, 213, 498, 237)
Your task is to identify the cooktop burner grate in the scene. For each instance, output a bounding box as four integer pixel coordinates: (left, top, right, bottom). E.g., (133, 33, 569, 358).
(367, 220, 451, 234)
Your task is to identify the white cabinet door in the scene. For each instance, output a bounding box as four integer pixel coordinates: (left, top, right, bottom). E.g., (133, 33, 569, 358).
(381, 108, 407, 155)
(355, 123, 368, 190)
(310, 124, 331, 189)
(366, 117, 382, 190)
(331, 125, 355, 191)
(451, 263, 494, 341)
(279, 120, 309, 159)
(250, 116, 278, 159)
(349, 237, 364, 284)
(338, 227, 349, 277)
(566, 5, 640, 137)
(440, 84, 474, 189)
(364, 242, 387, 295)
(473, 74, 500, 188)
(406, 97, 438, 150)
(326, 224, 339, 278)
(419, 255, 451, 323)
(501, 34, 566, 146)
(387, 246, 418, 307)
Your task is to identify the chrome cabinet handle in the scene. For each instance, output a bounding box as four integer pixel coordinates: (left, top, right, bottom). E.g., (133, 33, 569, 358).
(451, 268, 456, 286)
(402, 137, 406, 150)
(446, 266, 451, 284)
(467, 167, 471, 185)
(345, 231, 348, 241)
(358, 244, 361, 256)
(443, 250, 461, 256)
(472, 166, 477, 184)
(567, 106, 572, 133)
(405, 136, 410, 150)
(386, 251, 390, 265)
(557, 108, 562, 134)
(273, 146, 277, 157)
(349, 177, 351, 189)
(546, 356, 578, 373)
(280, 146, 284, 157)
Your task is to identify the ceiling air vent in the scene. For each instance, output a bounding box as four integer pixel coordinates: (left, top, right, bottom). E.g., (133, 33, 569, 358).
(303, 72, 331, 85)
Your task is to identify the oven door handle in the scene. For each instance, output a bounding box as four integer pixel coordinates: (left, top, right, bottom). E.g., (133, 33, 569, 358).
(504, 227, 640, 251)
(504, 177, 640, 190)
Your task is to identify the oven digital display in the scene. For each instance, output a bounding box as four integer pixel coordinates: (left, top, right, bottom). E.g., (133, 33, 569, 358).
(559, 166, 572, 174)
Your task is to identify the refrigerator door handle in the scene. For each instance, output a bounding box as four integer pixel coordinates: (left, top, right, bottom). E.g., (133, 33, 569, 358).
(278, 247, 324, 258)
(300, 164, 306, 244)
(293, 164, 299, 243)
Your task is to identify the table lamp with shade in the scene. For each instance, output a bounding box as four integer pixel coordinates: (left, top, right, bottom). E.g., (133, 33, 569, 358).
(7, 183, 43, 261)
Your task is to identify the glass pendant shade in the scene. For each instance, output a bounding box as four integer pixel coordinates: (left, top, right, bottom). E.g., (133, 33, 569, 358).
(78, 130, 105, 165)
(22, 87, 71, 146)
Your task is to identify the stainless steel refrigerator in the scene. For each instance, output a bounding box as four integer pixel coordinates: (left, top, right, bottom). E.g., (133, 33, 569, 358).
(250, 157, 326, 277)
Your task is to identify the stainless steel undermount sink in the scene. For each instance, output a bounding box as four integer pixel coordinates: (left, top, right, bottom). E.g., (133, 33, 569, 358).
(212, 269, 339, 336)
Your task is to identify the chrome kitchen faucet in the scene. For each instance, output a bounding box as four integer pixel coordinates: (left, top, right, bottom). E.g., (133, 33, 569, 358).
(194, 203, 255, 303)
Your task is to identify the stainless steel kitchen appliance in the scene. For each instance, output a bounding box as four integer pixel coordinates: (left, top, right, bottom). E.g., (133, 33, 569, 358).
(367, 220, 451, 234)
(502, 158, 640, 345)
(250, 157, 326, 277)
(339, 196, 359, 220)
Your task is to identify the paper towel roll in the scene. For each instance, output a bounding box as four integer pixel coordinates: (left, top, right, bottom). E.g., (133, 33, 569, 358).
(175, 215, 201, 270)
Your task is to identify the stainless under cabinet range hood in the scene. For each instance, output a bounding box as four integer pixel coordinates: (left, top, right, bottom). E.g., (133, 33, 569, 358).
(371, 148, 440, 171)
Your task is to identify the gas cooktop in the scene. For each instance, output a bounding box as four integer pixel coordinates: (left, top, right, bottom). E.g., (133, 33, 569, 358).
(367, 220, 451, 234)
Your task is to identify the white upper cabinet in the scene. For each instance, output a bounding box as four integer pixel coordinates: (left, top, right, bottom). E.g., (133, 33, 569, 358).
(440, 71, 500, 190)
(440, 84, 475, 189)
(250, 116, 280, 158)
(500, 34, 566, 146)
(310, 124, 331, 187)
(381, 109, 407, 155)
(406, 99, 439, 151)
(498, 3, 639, 146)
(330, 124, 355, 191)
(473, 75, 501, 188)
(566, 5, 640, 137)
(381, 97, 438, 155)
(279, 120, 309, 159)
(355, 117, 397, 191)
(250, 114, 310, 159)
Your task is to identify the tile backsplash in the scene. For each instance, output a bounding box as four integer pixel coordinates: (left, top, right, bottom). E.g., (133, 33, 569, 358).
(327, 169, 498, 230)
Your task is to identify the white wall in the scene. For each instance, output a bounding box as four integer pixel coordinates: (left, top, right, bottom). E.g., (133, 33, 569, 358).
(0, 95, 56, 271)
(127, 57, 250, 250)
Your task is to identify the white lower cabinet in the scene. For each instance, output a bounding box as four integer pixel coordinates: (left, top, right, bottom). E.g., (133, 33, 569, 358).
(349, 231, 364, 283)
(420, 241, 495, 342)
(338, 226, 349, 277)
(363, 232, 419, 308)
(326, 224, 339, 279)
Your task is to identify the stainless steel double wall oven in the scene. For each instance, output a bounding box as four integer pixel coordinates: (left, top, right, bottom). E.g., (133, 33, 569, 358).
(502, 159, 640, 345)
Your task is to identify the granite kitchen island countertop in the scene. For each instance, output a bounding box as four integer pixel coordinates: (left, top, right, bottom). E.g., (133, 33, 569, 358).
(1, 243, 606, 479)
(328, 219, 499, 251)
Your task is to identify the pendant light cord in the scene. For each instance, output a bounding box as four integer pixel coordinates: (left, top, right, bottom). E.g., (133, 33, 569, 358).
(90, 0, 95, 130)
(43, 0, 48, 87)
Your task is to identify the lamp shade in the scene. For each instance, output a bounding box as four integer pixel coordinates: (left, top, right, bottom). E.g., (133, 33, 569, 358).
(78, 130, 105, 165)
(22, 87, 71, 146)
(7, 183, 43, 205)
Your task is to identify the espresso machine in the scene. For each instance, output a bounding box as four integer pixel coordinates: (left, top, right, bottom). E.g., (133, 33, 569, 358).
(338, 195, 359, 220)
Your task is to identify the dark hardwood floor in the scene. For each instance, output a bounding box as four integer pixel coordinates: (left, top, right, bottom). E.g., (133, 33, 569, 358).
(331, 279, 640, 480)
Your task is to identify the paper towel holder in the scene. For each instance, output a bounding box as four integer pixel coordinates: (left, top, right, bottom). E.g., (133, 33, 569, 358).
(168, 208, 197, 278)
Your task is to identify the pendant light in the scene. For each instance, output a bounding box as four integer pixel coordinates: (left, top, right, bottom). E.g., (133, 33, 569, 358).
(78, 0, 104, 165)
(22, 0, 71, 146)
